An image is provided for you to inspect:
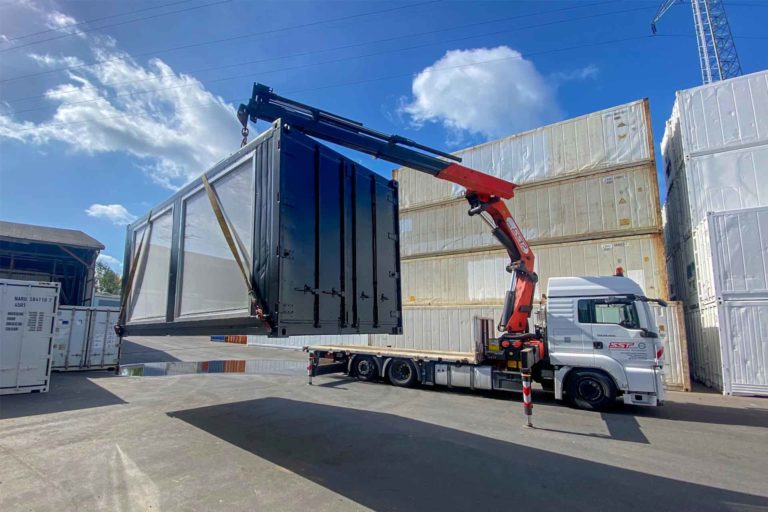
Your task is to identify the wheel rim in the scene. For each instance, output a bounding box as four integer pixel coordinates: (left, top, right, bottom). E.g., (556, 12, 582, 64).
(577, 378, 604, 403)
(357, 359, 372, 376)
(392, 362, 411, 382)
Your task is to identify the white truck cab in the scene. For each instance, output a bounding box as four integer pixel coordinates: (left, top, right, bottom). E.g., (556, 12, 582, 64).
(546, 276, 666, 408)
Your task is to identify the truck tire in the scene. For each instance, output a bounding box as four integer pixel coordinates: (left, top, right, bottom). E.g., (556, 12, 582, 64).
(567, 369, 617, 411)
(352, 356, 378, 382)
(386, 358, 418, 387)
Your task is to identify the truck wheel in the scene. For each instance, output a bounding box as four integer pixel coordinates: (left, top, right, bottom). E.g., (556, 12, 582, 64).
(353, 356, 378, 382)
(387, 358, 418, 387)
(567, 370, 616, 411)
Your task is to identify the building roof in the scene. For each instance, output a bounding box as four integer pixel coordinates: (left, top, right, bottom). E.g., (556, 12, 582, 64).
(0, 221, 105, 250)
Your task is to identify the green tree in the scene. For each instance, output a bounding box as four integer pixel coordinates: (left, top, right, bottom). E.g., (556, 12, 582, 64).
(95, 261, 122, 295)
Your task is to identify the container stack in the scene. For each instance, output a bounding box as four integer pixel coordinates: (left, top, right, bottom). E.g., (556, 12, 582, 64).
(662, 70, 768, 396)
(376, 99, 669, 354)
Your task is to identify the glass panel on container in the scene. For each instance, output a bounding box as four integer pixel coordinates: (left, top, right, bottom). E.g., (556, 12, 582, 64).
(128, 210, 173, 321)
(178, 158, 254, 317)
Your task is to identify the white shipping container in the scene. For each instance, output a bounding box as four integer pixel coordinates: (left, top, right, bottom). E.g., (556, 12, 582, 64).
(52, 306, 121, 370)
(246, 333, 368, 349)
(675, 70, 768, 156)
(368, 305, 504, 354)
(685, 300, 768, 396)
(661, 70, 768, 235)
(693, 207, 768, 304)
(400, 164, 661, 257)
(401, 234, 667, 305)
(396, 99, 652, 209)
(666, 234, 698, 305)
(0, 279, 59, 395)
(651, 302, 691, 391)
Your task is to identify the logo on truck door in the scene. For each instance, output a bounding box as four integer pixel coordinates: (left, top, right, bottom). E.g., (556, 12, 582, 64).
(608, 342, 634, 349)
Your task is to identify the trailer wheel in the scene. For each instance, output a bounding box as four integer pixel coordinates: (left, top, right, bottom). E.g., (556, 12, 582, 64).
(387, 358, 418, 387)
(567, 370, 616, 411)
(353, 356, 378, 382)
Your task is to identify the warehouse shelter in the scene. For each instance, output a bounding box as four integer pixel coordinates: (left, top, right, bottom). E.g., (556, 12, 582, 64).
(0, 221, 104, 306)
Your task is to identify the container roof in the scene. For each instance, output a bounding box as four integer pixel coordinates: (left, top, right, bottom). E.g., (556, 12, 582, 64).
(547, 276, 646, 298)
(0, 221, 104, 250)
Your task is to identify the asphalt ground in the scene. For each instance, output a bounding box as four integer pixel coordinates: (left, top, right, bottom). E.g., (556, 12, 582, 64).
(1, 335, 767, 511)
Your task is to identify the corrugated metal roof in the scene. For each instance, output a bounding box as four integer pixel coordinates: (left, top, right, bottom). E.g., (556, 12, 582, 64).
(0, 221, 104, 250)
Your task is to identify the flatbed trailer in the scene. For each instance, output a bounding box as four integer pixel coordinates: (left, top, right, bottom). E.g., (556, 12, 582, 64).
(306, 331, 540, 397)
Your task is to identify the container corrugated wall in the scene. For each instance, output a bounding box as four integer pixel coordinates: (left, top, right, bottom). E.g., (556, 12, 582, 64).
(396, 99, 653, 209)
(399, 163, 660, 257)
(651, 302, 691, 391)
(53, 306, 121, 370)
(401, 234, 667, 305)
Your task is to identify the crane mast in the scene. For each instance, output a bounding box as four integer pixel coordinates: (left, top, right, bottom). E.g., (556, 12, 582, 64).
(651, 0, 742, 84)
(238, 84, 538, 337)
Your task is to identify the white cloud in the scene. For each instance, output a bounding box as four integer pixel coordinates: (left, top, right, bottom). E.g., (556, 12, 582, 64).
(553, 64, 600, 83)
(97, 253, 123, 271)
(86, 203, 137, 225)
(0, 7, 240, 190)
(28, 53, 85, 68)
(401, 46, 560, 143)
(45, 11, 85, 37)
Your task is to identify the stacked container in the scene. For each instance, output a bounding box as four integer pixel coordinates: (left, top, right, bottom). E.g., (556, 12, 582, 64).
(383, 100, 681, 373)
(662, 70, 768, 396)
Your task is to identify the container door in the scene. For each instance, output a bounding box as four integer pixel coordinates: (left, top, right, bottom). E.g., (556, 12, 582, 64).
(88, 310, 121, 368)
(720, 301, 768, 396)
(15, 288, 55, 387)
(56, 309, 88, 369)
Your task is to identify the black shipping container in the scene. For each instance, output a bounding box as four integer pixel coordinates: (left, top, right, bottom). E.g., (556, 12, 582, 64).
(121, 121, 402, 337)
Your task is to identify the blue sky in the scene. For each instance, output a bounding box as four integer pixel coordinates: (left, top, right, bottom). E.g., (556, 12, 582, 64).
(1, 0, 766, 271)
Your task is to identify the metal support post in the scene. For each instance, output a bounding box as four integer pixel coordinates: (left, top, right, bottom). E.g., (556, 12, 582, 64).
(307, 352, 314, 385)
(521, 368, 533, 427)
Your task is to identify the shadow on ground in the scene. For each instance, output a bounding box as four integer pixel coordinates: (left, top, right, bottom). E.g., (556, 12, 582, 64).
(119, 339, 182, 364)
(169, 397, 768, 512)
(0, 372, 125, 419)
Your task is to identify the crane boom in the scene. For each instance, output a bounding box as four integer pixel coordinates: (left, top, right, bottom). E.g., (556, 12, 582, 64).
(238, 83, 538, 335)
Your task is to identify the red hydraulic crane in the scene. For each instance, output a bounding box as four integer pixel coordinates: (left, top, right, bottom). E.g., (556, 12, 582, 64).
(237, 84, 540, 349)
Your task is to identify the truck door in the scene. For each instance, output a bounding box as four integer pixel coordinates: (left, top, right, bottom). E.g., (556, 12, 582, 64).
(579, 299, 655, 365)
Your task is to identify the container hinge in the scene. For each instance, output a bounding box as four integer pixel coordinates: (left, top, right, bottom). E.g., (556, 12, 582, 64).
(387, 232, 398, 241)
(278, 247, 294, 259)
(321, 288, 344, 298)
(390, 310, 401, 318)
(295, 285, 318, 295)
(380, 293, 390, 302)
(388, 271, 399, 279)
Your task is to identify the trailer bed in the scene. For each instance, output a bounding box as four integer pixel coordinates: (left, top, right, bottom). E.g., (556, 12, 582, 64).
(306, 345, 481, 365)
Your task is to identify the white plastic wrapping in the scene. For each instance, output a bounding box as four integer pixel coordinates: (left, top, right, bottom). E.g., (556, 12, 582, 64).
(685, 299, 768, 396)
(693, 207, 768, 304)
(397, 99, 652, 209)
(678, 70, 768, 156)
(401, 234, 667, 305)
(661, 70, 768, 242)
(400, 164, 660, 257)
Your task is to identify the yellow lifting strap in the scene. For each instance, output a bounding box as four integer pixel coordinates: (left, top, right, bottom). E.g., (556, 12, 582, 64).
(117, 214, 152, 330)
(201, 174, 272, 331)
